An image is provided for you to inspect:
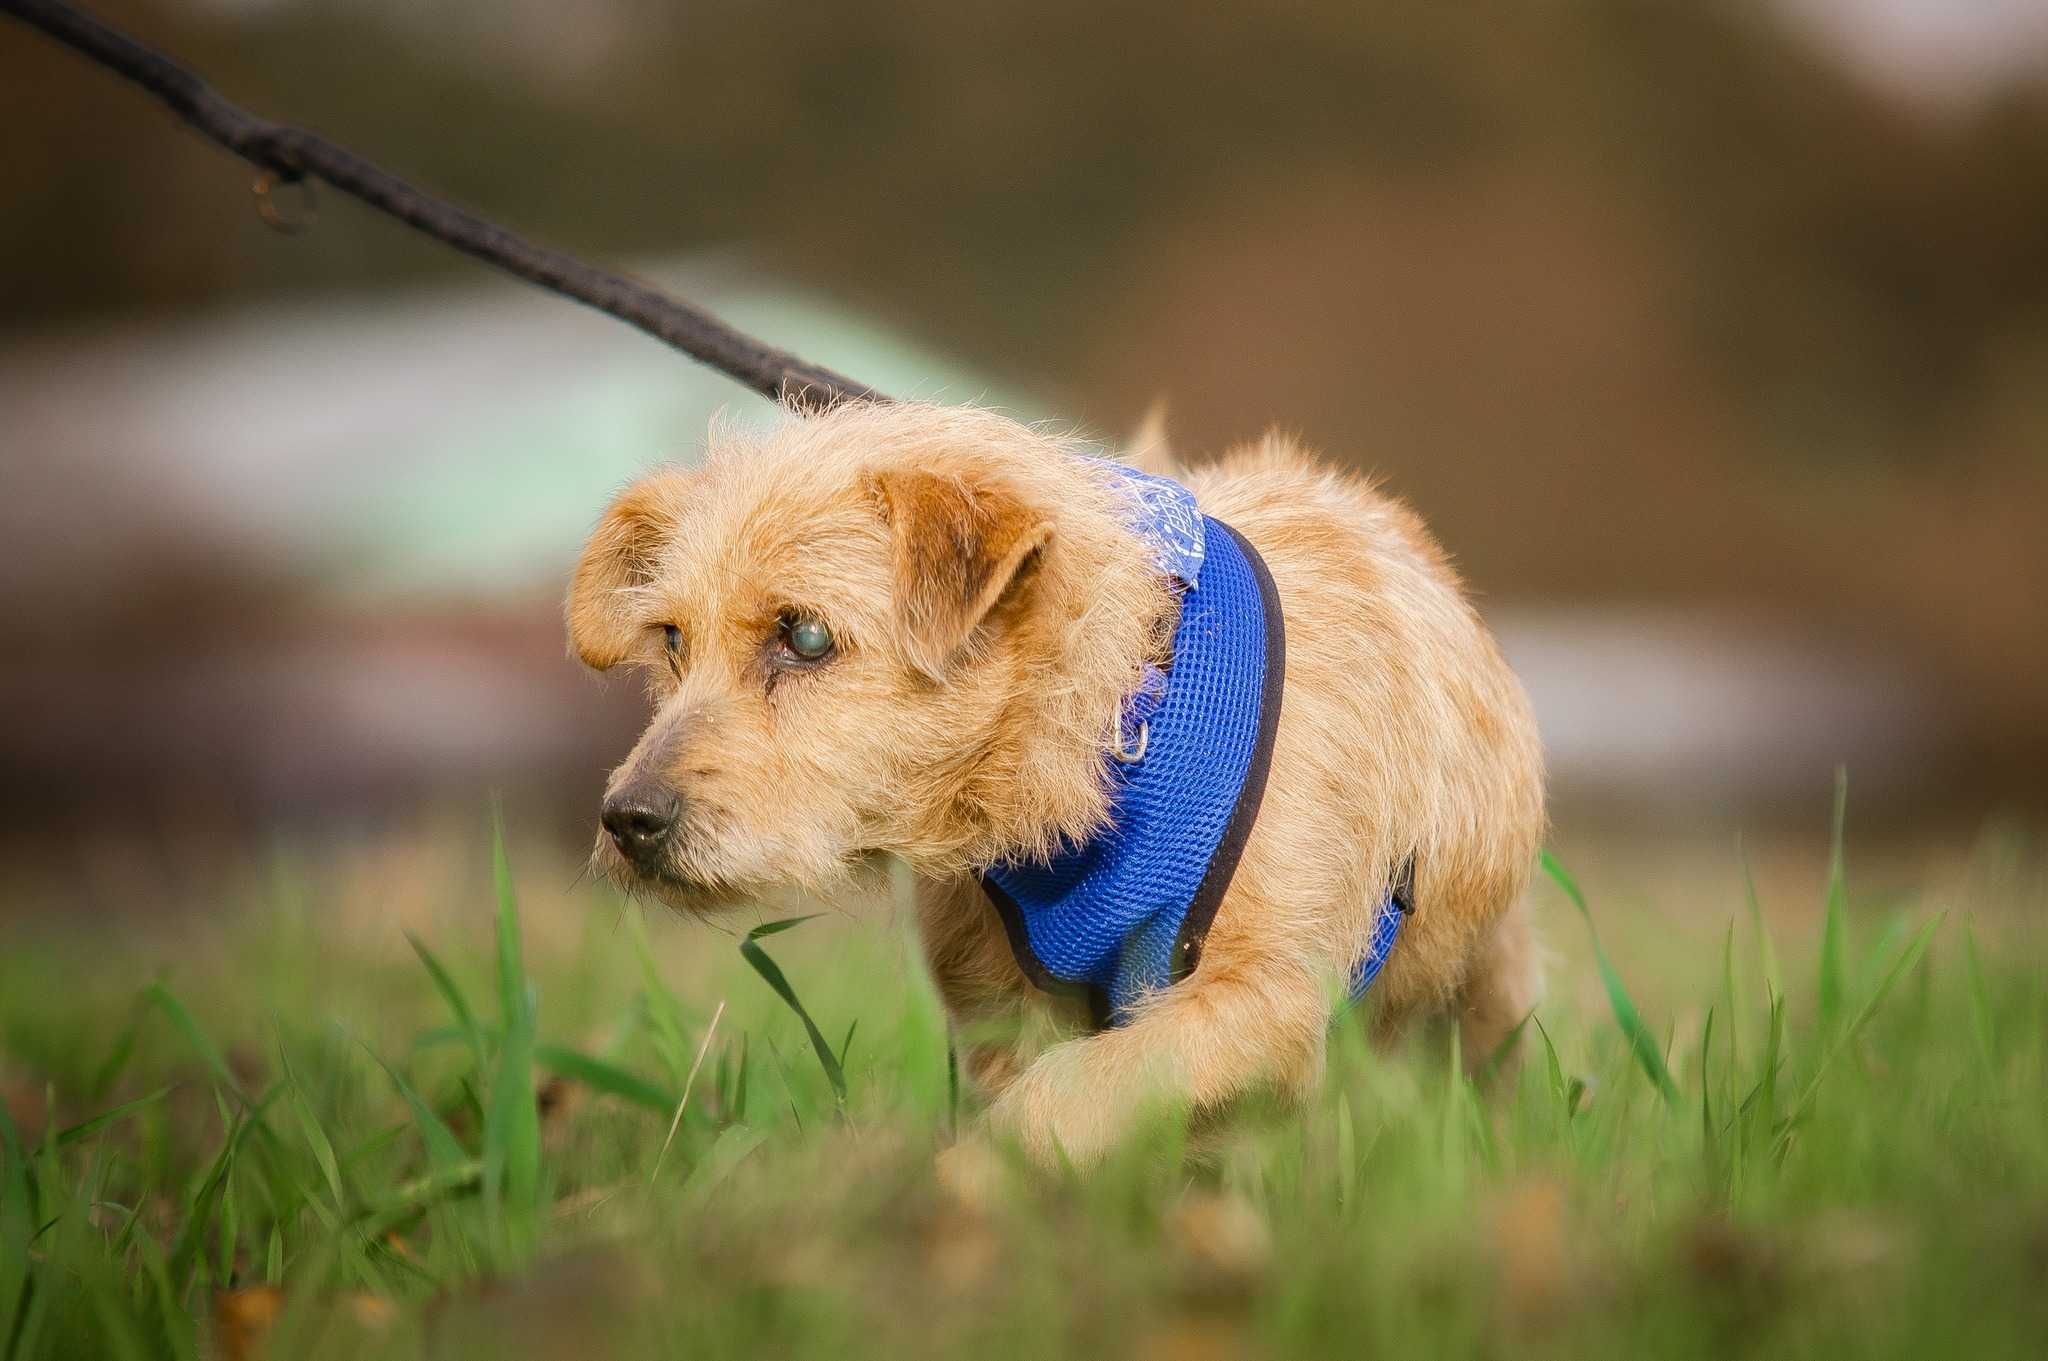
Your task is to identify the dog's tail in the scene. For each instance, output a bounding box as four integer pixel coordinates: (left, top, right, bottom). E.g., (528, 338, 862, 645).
(1125, 400, 1180, 479)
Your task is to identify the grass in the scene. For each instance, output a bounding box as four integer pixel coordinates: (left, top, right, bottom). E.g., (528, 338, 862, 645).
(1, 806, 2044, 1360)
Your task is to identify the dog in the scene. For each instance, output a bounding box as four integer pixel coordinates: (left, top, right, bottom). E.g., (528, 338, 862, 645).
(567, 401, 1544, 1171)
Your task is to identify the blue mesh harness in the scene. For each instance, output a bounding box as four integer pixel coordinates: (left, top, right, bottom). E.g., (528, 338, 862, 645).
(979, 464, 1410, 1028)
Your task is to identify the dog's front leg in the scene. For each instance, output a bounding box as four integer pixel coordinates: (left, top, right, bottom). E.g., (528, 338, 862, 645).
(982, 959, 1332, 1168)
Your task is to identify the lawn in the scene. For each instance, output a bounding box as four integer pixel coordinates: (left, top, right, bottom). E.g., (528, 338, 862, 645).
(1, 796, 2043, 1360)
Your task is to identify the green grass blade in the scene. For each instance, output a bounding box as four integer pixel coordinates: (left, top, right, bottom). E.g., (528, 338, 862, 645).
(1963, 924, 1996, 1066)
(728, 1033, 751, 1125)
(166, 1090, 267, 1290)
(54, 1087, 175, 1149)
(217, 1170, 237, 1289)
(1720, 917, 1742, 1084)
(680, 1126, 769, 1200)
(1748, 986, 1786, 1148)
(625, 906, 693, 1086)
(483, 997, 539, 1241)
(407, 933, 484, 1070)
(1699, 1007, 1716, 1165)
(740, 917, 848, 1105)
(1531, 1015, 1570, 1118)
(355, 1160, 487, 1241)
(1738, 835, 1782, 1003)
(1474, 1013, 1532, 1087)
(1540, 850, 1679, 1105)
(361, 1043, 467, 1170)
(1859, 913, 1912, 998)
(1, 1101, 30, 1361)
(491, 806, 529, 1033)
(1774, 913, 1942, 1161)
(483, 810, 540, 1250)
(534, 1044, 679, 1115)
(143, 983, 242, 1101)
(87, 1002, 148, 1103)
(1818, 768, 1851, 1032)
(277, 1041, 349, 1219)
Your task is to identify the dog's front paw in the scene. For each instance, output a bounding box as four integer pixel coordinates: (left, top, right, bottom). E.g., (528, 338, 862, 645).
(983, 1046, 1123, 1170)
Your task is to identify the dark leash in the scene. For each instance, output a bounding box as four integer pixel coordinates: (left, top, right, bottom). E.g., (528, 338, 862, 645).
(0, 0, 884, 411)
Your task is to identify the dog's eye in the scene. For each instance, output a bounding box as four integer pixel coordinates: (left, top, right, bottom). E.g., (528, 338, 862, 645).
(782, 614, 835, 662)
(661, 625, 685, 671)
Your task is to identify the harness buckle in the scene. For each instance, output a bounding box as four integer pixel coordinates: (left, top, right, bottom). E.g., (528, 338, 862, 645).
(1110, 718, 1150, 765)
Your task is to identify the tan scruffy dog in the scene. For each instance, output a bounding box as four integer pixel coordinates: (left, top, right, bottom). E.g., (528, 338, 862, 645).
(568, 401, 1544, 1170)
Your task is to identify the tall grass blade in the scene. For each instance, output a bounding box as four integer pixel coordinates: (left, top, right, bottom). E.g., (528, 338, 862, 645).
(277, 1042, 348, 1219)
(1963, 925, 1996, 1066)
(362, 1044, 467, 1170)
(1742, 986, 1786, 1153)
(1738, 836, 1782, 1009)
(740, 917, 848, 1105)
(356, 1160, 487, 1241)
(491, 806, 530, 1033)
(1720, 918, 1742, 1082)
(1540, 851, 1679, 1104)
(1859, 913, 1912, 997)
(625, 906, 694, 1086)
(1532, 1015, 1569, 1118)
(407, 933, 484, 1071)
(680, 1126, 769, 1200)
(53, 1087, 174, 1149)
(483, 812, 541, 1251)
(166, 1087, 269, 1290)
(1475, 1013, 1533, 1087)
(1699, 1008, 1716, 1165)
(1774, 914, 1942, 1161)
(533, 1044, 678, 1114)
(1, 1100, 30, 1361)
(143, 983, 242, 1102)
(1818, 768, 1851, 1032)
(87, 1002, 148, 1103)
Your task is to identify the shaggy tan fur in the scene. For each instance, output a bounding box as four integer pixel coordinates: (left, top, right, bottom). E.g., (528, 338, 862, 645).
(568, 402, 1545, 1170)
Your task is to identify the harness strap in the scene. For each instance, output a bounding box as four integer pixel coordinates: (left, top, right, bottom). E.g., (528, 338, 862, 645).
(978, 503, 1411, 1028)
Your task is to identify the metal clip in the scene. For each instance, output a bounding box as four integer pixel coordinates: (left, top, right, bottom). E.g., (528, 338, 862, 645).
(1110, 718, 1150, 765)
(252, 168, 317, 235)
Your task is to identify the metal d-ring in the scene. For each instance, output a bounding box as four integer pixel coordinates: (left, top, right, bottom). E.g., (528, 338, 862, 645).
(252, 168, 317, 234)
(1110, 717, 1150, 765)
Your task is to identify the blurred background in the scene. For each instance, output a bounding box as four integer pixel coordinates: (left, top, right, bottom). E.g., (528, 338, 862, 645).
(3, 0, 2046, 917)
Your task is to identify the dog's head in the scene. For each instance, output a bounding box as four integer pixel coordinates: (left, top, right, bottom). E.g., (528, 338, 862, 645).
(567, 403, 1167, 911)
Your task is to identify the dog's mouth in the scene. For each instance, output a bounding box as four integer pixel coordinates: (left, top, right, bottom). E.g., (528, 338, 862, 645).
(591, 825, 762, 913)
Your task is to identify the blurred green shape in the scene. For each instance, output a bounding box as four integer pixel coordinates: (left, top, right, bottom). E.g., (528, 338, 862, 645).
(324, 270, 1034, 603)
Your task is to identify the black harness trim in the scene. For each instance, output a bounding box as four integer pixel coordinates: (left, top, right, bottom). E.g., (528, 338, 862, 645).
(978, 521, 1287, 1031)
(1164, 521, 1287, 986)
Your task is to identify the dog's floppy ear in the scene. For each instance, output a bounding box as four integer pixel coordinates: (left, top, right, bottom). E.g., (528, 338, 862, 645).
(566, 478, 680, 671)
(866, 467, 1053, 680)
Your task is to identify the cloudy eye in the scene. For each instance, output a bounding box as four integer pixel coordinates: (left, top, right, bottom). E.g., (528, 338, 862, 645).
(661, 624, 684, 673)
(783, 614, 835, 662)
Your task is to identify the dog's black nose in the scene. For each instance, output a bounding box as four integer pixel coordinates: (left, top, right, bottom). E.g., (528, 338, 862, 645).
(601, 789, 679, 868)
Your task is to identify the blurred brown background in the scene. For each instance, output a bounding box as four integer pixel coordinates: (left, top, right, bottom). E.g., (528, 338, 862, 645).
(3, 0, 2046, 889)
